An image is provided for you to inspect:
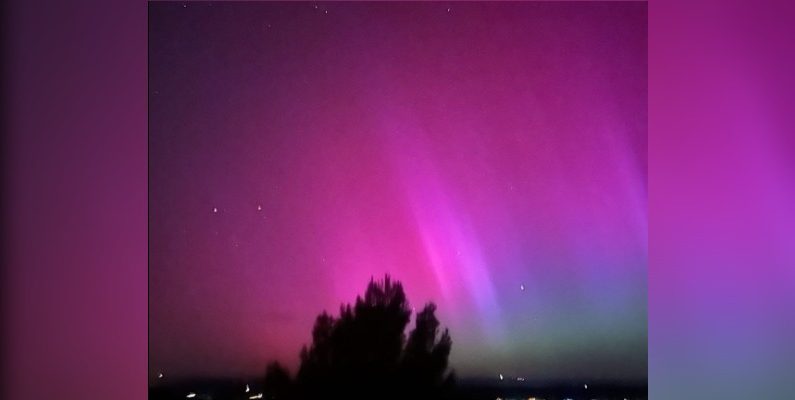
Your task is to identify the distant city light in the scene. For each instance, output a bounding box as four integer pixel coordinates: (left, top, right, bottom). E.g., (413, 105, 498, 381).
(249, 393, 263, 399)
(186, 393, 196, 399)
(516, 377, 525, 382)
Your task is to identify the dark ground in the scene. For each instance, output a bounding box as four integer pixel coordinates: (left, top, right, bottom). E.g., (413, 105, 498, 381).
(149, 377, 647, 400)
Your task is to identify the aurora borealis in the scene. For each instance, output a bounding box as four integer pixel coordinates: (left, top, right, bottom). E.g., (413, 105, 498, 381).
(149, 1, 647, 384)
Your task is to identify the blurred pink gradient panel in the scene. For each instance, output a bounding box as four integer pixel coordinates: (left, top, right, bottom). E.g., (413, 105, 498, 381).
(650, 0, 795, 398)
(2, 1, 146, 400)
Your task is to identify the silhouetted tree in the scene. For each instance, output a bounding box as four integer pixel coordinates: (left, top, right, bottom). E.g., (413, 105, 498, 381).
(262, 361, 291, 400)
(402, 303, 454, 395)
(295, 275, 453, 400)
(296, 311, 335, 396)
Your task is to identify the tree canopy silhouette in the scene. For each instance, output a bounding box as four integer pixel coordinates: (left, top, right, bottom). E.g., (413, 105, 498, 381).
(262, 361, 291, 399)
(288, 275, 454, 399)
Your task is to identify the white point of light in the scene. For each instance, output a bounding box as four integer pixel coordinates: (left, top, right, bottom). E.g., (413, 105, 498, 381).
(249, 394, 263, 399)
(584, 384, 588, 389)
(157, 372, 164, 379)
(212, 207, 218, 213)
(257, 205, 262, 211)
(186, 393, 196, 399)
(520, 284, 525, 291)
(447, 8, 451, 12)
(498, 373, 504, 381)
(517, 377, 525, 382)
(245, 384, 250, 393)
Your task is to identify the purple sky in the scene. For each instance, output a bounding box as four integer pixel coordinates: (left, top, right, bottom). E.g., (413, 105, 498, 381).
(149, 2, 646, 383)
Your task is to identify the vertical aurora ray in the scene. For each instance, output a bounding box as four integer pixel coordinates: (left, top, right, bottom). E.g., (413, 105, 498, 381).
(380, 110, 506, 346)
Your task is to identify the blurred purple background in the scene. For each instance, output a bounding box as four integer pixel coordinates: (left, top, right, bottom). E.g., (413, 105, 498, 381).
(649, 1, 795, 397)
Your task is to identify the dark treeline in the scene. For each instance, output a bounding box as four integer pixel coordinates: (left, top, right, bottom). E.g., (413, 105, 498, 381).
(150, 275, 647, 400)
(262, 275, 455, 400)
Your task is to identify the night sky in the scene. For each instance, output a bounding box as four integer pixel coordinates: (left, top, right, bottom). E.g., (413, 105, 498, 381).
(149, 2, 647, 384)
